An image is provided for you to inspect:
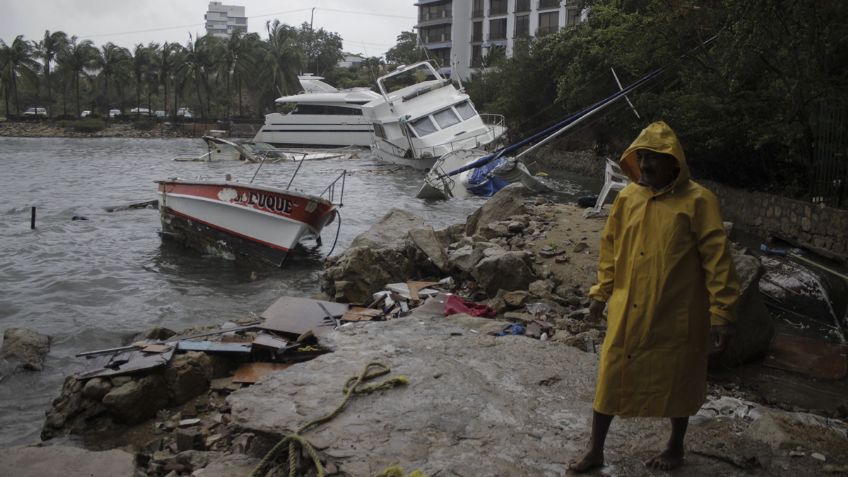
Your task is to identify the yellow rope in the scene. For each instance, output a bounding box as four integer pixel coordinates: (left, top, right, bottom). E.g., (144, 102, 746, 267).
(250, 361, 410, 477)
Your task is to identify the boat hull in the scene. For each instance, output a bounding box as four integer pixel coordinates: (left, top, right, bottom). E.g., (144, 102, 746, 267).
(157, 181, 335, 267)
(253, 113, 374, 147)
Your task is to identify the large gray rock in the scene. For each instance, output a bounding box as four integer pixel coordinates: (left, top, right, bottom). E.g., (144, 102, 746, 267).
(322, 246, 418, 304)
(164, 352, 229, 404)
(0, 445, 136, 477)
(471, 249, 536, 295)
(322, 209, 436, 304)
(350, 208, 427, 250)
(102, 374, 169, 424)
(711, 251, 774, 369)
(408, 226, 450, 272)
(465, 184, 529, 237)
(0, 328, 51, 371)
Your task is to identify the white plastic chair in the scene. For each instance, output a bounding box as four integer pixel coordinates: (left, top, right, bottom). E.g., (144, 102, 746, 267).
(586, 159, 630, 216)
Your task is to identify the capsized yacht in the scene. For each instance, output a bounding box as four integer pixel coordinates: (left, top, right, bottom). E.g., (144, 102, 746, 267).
(361, 61, 506, 170)
(252, 75, 382, 147)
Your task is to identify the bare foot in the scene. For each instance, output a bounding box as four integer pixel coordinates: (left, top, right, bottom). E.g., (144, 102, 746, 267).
(567, 449, 604, 474)
(645, 446, 684, 471)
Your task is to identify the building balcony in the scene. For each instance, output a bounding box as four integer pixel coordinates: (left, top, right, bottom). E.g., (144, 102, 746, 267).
(417, 17, 453, 28)
(539, 0, 561, 9)
(487, 34, 508, 41)
(515, 0, 531, 12)
(488, 8, 508, 16)
(472, 9, 484, 18)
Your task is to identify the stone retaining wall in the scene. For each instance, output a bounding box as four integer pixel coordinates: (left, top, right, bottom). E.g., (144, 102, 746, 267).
(702, 180, 848, 260)
(537, 148, 848, 260)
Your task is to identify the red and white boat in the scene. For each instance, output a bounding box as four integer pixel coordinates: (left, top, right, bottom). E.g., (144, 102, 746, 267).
(156, 178, 341, 266)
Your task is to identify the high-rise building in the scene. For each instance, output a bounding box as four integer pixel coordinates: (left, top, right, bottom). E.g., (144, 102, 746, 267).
(415, 0, 584, 79)
(205, 1, 247, 38)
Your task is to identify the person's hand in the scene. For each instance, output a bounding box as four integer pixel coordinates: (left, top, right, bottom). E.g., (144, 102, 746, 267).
(709, 325, 732, 354)
(588, 299, 606, 322)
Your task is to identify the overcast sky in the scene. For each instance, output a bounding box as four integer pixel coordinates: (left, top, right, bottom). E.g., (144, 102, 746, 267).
(0, 0, 417, 58)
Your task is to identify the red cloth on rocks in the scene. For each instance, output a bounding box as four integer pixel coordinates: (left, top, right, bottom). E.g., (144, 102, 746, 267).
(444, 295, 497, 318)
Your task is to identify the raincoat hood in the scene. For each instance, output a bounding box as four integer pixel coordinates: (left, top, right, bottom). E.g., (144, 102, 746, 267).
(619, 121, 690, 190)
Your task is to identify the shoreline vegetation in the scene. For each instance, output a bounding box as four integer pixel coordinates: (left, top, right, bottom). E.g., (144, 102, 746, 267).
(0, 119, 224, 139)
(3, 186, 846, 476)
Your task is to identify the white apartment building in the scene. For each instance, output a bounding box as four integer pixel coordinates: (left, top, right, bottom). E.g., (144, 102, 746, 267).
(205, 2, 248, 38)
(415, 0, 584, 79)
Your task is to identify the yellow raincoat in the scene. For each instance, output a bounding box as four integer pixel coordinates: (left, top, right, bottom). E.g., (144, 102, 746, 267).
(589, 121, 740, 417)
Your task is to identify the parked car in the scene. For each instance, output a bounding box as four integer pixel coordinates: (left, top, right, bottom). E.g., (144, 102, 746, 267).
(154, 110, 166, 118)
(176, 108, 193, 119)
(23, 107, 48, 118)
(108, 109, 122, 118)
(130, 107, 151, 115)
(81, 110, 92, 118)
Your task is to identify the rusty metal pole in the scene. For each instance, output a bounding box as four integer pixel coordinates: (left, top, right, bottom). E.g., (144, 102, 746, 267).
(30, 206, 36, 229)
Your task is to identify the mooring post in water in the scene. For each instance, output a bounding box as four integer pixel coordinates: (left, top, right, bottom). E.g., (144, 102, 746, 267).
(30, 206, 36, 229)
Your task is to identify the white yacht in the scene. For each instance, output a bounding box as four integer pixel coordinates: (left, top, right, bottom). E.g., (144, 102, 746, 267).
(252, 75, 382, 147)
(361, 62, 506, 170)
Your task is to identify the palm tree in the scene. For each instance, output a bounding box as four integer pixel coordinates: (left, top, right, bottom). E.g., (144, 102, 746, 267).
(0, 44, 10, 116)
(1, 35, 39, 115)
(157, 42, 176, 116)
(144, 43, 161, 114)
(34, 30, 69, 117)
(265, 20, 303, 97)
(58, 36, 97, 116)
(94, 43, 131, 110)
(131, 43, 152, 112)
(231, 33, 263, 117)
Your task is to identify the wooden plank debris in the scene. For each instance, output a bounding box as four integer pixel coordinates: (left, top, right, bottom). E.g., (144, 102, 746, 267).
(342, 307, 383, 322)
(233, 362, 292, 384)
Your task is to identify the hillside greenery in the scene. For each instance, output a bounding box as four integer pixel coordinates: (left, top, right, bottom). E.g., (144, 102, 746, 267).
(466, 0, 848, 197)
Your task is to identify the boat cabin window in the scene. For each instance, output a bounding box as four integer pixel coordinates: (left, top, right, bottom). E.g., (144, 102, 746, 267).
(373, 123, 387, 139)
(410, 116, 438, 136)
(291, 104, 362, 116)
(433, 108, 461, 129)
(454, 101, 477, 120)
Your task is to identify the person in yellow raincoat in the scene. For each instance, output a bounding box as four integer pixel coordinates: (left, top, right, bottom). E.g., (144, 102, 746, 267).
(569, 121, 740, 473)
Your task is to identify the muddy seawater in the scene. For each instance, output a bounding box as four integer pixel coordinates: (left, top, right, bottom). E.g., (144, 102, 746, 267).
(0, 136, 595, 446)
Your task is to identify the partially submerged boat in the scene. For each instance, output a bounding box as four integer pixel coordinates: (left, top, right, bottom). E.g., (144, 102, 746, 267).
(174, 136, 350, 163)
(362, 61, 506, 170)
(252, 75, 382, 148)
(156, 166, 345, 267)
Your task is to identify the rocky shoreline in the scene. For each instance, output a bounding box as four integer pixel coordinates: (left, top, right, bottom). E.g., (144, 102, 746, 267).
(1, 184, 847, 476)
(0, 120, 199, 139)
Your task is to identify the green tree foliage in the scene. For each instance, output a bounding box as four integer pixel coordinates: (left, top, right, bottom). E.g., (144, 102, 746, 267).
(468, 0, 848, 195)
(385, 31, 426, 66)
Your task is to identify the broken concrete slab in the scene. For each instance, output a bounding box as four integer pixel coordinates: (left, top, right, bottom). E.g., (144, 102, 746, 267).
(228, 310, 848, 476)
(0, 445, 136, 477)
(259, 296, 348, 337)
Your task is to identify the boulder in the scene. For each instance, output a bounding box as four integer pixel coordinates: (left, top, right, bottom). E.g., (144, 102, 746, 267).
(408, 226, 450, 272)
(322, 246, 417, 304)
(164, 352, 216, 405)
(322, 210, 434, 304)
(102, 375, 169, 424)
(471, 250, 536, 295)
(710, 251, 774, 369)
(465, 184, 529, 237)
(82, 377, 112, 401)
(350, 208, 427, 250)
(0, 327, 51, 371)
